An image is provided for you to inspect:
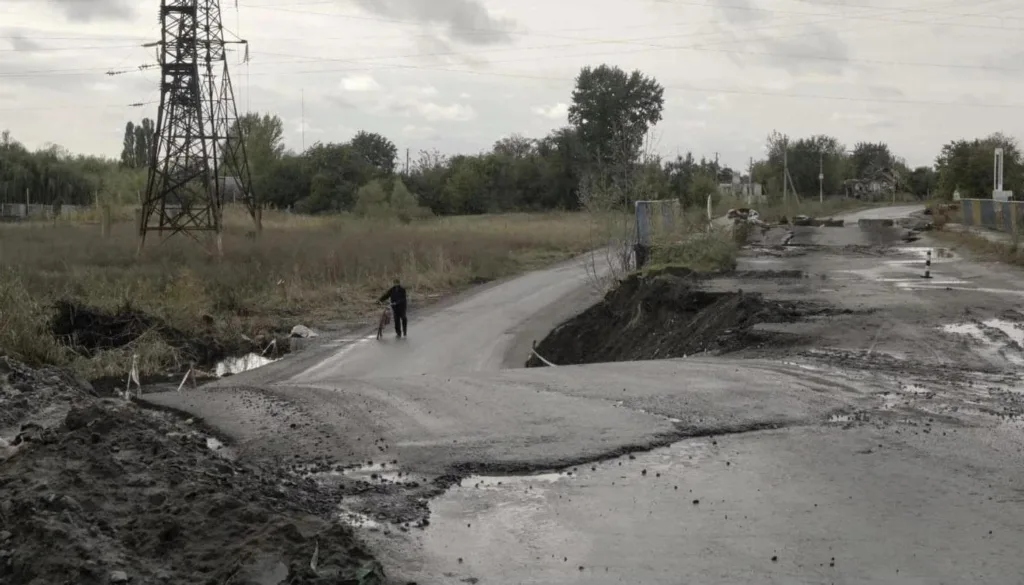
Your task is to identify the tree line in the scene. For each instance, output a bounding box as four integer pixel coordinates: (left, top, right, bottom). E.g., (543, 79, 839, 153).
(1, 63, 1020, 214)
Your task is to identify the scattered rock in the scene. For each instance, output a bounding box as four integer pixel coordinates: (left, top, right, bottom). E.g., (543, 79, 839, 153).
(109, 570, 129, 583)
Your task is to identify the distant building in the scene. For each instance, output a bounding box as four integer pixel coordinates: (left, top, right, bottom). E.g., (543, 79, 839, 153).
(718, 180, 764, 203)
(843, 166, 900, 199)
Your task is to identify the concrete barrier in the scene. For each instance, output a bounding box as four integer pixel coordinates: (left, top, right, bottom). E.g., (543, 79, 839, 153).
(857, 218, 894, 228)
(960, 198, 1024, 233)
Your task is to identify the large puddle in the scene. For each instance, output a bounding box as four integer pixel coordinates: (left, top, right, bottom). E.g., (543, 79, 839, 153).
(215, 353, 278, 377)
(940, 319, 1024, 366)
(406, 423, 1022, 584)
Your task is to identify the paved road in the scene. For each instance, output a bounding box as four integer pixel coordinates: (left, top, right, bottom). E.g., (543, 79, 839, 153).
(290, 253, 606, 381)
(144, 204, 1024, 584)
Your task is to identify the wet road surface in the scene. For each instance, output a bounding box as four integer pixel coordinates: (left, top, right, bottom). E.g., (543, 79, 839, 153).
(142, 204, 1024, 584)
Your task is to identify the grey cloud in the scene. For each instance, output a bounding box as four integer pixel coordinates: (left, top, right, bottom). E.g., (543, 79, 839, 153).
(23, 0, 136, 21)
(710, 0, 851, 75)
(718, 19, 851, 76)
(756, 23, 850, 75)
(346, 0, 518, 46)
(867, 85, 905, 99)
(411, 34, 488, 68)
(8, 36, 42, 52)
(713, 0, 771, 24)
(0, 51, 155, 95)
(324, 94, 357, 109)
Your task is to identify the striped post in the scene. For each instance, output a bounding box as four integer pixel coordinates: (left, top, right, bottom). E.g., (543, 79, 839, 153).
(923, 249, 932, 279)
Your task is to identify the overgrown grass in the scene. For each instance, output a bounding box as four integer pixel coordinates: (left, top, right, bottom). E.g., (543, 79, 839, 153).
(646, 230, 739, 273)
(931, 225, 1024, 265)
(0, 207, 594, 377)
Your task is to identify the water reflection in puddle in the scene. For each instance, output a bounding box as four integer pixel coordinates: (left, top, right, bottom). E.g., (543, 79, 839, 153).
(940, 319, 1024, 366)
(215, 353, 278, 377)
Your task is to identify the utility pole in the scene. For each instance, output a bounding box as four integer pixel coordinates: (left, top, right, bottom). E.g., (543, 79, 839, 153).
(782, 139, 788, 205)
(405, 148, 410, 175)
(301, 88, 305, 152)
(747, 156, 753, 204)
(819, 151, 824, 203)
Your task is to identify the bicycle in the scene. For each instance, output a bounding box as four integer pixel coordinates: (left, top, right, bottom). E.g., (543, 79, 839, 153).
(376, 301, 393, 340)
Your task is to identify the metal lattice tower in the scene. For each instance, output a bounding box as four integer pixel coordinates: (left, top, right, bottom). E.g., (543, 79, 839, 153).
(140, 0, 260, 253)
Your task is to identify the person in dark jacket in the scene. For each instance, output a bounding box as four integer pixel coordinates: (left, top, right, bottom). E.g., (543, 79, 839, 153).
(378, 278, 408, 338)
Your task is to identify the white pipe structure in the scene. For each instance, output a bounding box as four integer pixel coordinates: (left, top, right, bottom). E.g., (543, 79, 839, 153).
(995, 148, 1005, 193)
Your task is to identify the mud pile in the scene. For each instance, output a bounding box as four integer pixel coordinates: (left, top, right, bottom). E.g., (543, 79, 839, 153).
(50, 300, 284, 377)
(528, 270, 830, 366)
(0, 356, 383, 585)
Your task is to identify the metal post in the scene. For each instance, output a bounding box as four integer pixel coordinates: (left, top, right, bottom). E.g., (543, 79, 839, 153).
(819, 151, 824, 203)
(783, 140, 788, 205)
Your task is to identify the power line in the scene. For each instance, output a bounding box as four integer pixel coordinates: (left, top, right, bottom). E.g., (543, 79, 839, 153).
(0, 34, 150, 41)
(236, 0, 1008, 78)
(0, 0, 984, 78)
(18, 0, 994, 79)
(0, 100, 156, 112)
(2, 0, 1012, 112)
(0, 43, 141, 52)
(238, 0, 1022, 34)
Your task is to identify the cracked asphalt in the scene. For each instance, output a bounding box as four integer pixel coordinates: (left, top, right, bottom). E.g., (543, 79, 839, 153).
(143, 204, 1024, 584)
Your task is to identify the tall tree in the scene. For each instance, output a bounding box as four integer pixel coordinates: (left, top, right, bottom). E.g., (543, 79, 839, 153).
(850, 142, 893, 178)
(568, 64, 665, 167)
(133, 118, 155, 169)
(349, 131, 398, 175)
(234, 112, 285, 174)
(935, 133, 1022, 199)
(493, 134, 536, 159)
(120, 121, 136, 167)
(907, 166, 938, 198)
(764, 131, 846, 198)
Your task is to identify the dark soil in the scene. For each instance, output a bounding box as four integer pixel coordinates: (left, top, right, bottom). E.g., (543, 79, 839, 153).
(0, 356, 384, 585)
(50, 300, 289, 382)
(527, 269, 840, 367)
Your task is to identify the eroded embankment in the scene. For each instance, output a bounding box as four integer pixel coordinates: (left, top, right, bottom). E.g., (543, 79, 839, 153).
(49, 300, 289, 389)
(527, 268, 841, 366)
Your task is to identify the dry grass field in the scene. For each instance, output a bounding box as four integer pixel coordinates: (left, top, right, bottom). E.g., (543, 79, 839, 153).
(0, 207, 595, 378)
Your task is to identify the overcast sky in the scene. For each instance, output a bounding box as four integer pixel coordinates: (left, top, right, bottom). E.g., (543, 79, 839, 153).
(2, 0, 1023, 170)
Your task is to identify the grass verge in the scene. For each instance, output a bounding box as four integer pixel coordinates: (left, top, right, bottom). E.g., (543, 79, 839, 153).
(930, 226, 1024, 265)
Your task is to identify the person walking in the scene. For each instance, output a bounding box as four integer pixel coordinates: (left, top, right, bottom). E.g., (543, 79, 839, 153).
(378, 277, 408, 338)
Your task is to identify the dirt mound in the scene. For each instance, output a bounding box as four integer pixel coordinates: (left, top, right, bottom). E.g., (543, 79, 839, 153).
(0, 357, 384, 585)
(527, 271, 834, 366)
(0, 356, 96, 432)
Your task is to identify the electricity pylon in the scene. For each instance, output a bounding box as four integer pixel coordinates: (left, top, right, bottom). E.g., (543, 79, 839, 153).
(140, 0, 260, 255)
